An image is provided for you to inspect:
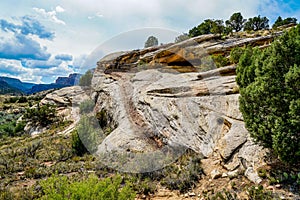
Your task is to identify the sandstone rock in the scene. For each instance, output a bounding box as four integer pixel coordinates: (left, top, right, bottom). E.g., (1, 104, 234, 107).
(91, 63, 268, 174)
(218, 120, 248, 161)
(222, 173, 228, 178)
(223, 153, 240, 171)
(24, 123, 47, 135)
(245, 167, 262, 184)
(211, 169, 222, 179)
(41, 86, 90, 107)
(227, 169, 239, 179)
(188, 192, 196, 197)
(27, 86, 91, 135)
(43, 31, 275, 176)
(96, 31, 283, 75)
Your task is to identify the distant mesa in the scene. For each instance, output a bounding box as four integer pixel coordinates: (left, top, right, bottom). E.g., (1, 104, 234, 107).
(0, 73, 82, 95)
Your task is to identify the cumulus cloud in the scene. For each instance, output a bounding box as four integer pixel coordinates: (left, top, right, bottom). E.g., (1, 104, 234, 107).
(0, 16, 54, 39)
(55, 54, 73, 61)
(55, 6, 65, 13)
(0, 59, 42, 83)
(0, 34, 51, 60)
(0, 59, 27, 76)
(33, 6, 66, 25)
(21, 58, 62, 69)
(0, 59, 75, 83)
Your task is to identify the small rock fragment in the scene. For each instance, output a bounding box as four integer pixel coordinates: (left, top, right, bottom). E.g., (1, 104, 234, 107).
(211, 169, 222, 179)
(245, 167, 262, 184)
(227, 169, 239, 178)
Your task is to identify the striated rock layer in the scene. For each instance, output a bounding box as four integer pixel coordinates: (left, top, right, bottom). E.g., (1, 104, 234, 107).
(41, 32, 286, 179)
(92, 64, 267, 178)
(89, 32, 281, 175)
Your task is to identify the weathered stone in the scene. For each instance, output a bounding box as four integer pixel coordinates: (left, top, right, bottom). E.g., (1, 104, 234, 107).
(96, 31, 283, 74)
(24, 123, 47, 135)
(41, 86, 90, 107)
(245, 167, 262, 184)
(223, 153, 240, 171)
(39, 31, 275, 177)
(27, 86, 91, 135)
(91, 61, 269, 173)
(211, 169, 222, 179)
(218, 120, 248, 161)
(227, 169, 239, 179)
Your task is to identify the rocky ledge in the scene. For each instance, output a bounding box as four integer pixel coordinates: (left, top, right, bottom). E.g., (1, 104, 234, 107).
(41, 31, 286, 182)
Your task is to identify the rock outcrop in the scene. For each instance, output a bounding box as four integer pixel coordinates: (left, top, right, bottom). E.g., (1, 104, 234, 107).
(89, 32, 280, 175)
(41, 31, 286, 180)
(40, 86, 90, 123)
(92, 63, 267, 175)
(23, 86, 91, 135)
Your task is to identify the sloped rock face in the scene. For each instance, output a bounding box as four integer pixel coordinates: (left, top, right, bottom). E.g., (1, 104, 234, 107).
(40, 32, 279, 178)
(37, 86, 90, 135)
(91, 65, 267, 175)
(89, 32, 283, 175)
(90, 32, 281, 175)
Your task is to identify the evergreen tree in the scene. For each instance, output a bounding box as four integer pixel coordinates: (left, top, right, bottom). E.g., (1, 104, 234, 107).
(237, 25, 300, 163)
(144, 36, 159, 48)
(188, 19, 225, 37)
(226, 12, 246, 32)
(244, 15, 269, 31)
(273, 16, 297, 29)
(79, 70, 93, 86)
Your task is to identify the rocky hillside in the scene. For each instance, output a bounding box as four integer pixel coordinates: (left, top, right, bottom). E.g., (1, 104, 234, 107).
(90, 32, 277, 177)
(0, 80, 23, 95)
(23, 28, 299, 199)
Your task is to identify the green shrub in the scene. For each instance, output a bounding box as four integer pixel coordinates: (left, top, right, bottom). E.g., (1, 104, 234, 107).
(160, 150, 203, 193)
(247, 185, 274, 200)
(71, 130, 88, 156)
(237, 25, 300, 163)
(79, 99, 94, 114)
(204, 189, 238, 200)
(0, 112, 25, 138)
(24, 104, 58, 127)
(230, 47, 246, 64)
(39, 174, 136, 200)
(0, 188, 14, 200)
(79, 70, 93, 86)
(76, 115, 103, 154)
(17, 96, 28, 103)
(211, 54, 230, 68)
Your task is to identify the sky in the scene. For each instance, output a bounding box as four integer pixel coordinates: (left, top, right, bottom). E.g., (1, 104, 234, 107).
(0, 0, 299, 83)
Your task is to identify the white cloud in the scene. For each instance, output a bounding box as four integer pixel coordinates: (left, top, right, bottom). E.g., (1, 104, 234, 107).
(33, 6, 66, 25)
(0, 57, 75, 84)
(0, 59, 42, 83)
(55, 6, 65, 13)
(88, 12, 104, 20)
(1, 0, 299, 84)
(21, 57, 62, 69)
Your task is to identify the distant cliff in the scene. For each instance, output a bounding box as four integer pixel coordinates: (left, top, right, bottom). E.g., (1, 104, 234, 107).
(55, 73, 81, 86)
(0, 73, 82, 95)
(30, 73, 82, 94)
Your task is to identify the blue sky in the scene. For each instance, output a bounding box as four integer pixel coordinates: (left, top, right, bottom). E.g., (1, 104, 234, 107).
(0, 0, 299, 83)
